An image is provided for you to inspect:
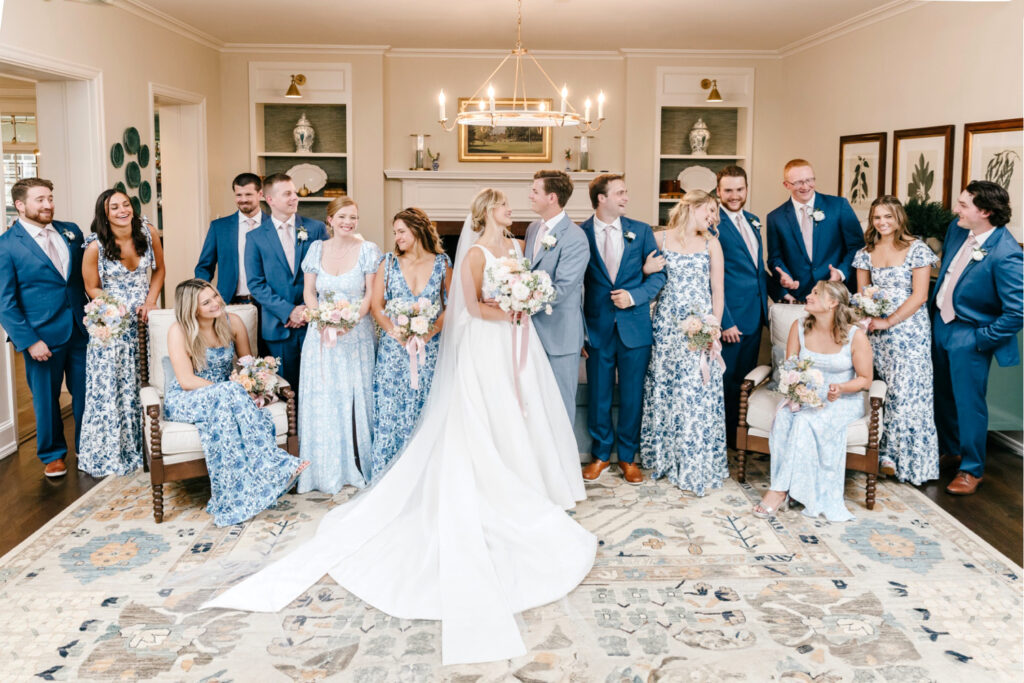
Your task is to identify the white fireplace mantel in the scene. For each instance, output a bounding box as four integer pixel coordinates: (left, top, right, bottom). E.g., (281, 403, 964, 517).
(383, 170, 601, 222)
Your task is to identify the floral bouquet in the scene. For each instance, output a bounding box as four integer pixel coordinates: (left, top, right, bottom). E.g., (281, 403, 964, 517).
(680, 312, 725, 384)
(82, 291, 131, 345)
(776, 356, 827, 411)
(230, 355, 280, 407)
(385, 297, 442, 389)
(851, 285, 896, 320)
(303, 292, 362, 347)
(483, 254, 556, 321)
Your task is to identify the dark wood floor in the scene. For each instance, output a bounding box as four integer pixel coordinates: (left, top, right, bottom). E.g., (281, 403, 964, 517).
(0, 418, 1021, 565)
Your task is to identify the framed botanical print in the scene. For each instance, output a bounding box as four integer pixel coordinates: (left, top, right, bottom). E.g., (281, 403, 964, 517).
(962, 118, 1023, 238)
(838, 132, 887, 225)
(457, 98, 553, 162)
(892, 125, 955, 208)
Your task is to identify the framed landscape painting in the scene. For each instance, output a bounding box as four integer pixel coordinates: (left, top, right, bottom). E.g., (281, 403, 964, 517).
(458, 98, 552, 162)
(892, 125, 955, 208)
(838, 132, 886, 226)
(962, 118, 1023, 239)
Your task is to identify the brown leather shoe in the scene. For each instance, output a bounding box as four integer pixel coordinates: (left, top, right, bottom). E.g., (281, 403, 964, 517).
(582, 459, 611, 481)
(946, 471, 983, 495)
(44, 459, 67, 478)
(939, 454, 962, 472)
(619, 461, 644, 485)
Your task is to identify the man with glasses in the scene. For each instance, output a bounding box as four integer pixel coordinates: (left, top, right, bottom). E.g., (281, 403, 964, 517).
(766, 159, 864, 302)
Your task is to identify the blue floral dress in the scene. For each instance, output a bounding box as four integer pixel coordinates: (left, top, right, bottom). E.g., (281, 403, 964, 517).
(770, 323, 865, 521)
(77, 232, 152, 477)
(297, 239, 382, 494)
(369, 252, 450, 480)
(163, 343, 298, 527)
(852, 240, 939, 484)
(640, 245, 727, 495)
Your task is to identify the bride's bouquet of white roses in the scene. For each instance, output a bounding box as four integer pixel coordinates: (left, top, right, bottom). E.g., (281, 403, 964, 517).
(776, 356, 827, 411)
(303, 292, 362, 347)
(483, 253, 556, 322)
(385, 297, 442, 389)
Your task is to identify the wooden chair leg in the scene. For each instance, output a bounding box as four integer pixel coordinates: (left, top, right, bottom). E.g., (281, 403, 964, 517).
(152, 484, 164, 523)
(736, 449, 747, 483)
(865, 473, 876, 510)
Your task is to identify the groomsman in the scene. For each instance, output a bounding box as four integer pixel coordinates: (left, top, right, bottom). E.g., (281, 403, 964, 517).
(715, 166, 769, 445)
(524, 170, 589, 421)
(579, 174, 665, 483)
(0, 178, 88, 477)
(195, 173, 270, 305)
(767, 158, 864, 301)
(931, 180, 1022, 495)
(244, 173, 327, 388)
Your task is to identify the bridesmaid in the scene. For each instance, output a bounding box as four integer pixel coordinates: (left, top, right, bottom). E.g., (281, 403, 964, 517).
(853, 195, 939, 483)
(368, 207, 451, 480)
(297, 197, 381, 494)
(165, 279, 307, 526)
(78, 190, 165, 476)
(754, 281, 873, 521)
(639, 190, 727, 495)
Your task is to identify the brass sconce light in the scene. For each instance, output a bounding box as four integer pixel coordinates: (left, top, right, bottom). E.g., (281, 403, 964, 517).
(701, 78, 722, 103)
(285, 74, 306, 99)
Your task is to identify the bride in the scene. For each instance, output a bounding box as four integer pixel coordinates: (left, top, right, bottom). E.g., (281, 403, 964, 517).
(202, 188, 597, 665)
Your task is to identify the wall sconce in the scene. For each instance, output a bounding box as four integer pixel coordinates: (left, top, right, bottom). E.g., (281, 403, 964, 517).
(701, 78, 723, 103)
(285, 74, 306, 99)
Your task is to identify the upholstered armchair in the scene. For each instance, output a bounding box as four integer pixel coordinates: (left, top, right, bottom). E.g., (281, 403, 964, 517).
(734, 303, 887, 510)
(138, 304, 298, 522)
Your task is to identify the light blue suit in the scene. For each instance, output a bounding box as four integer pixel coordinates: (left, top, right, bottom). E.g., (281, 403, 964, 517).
(244, 215, 327, 388)
(0, 220, 88, 464)
(524, 213, 589, 420)
(930, 220, 1023, 478)
(580, 216, 664, 463)
(195, 211, 271, 303)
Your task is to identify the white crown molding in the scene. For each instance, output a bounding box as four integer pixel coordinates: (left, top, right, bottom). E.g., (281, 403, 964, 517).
(111, 0, 224, 51)
(386, 48, 622, 60)
(620, 48, 781, 60)
(778, 0, 924, 57)
(221, 43, 390, 55)
(0, 44, 101, 80)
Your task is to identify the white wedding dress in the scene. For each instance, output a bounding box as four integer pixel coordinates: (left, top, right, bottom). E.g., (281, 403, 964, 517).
(202, 224, 596, 665)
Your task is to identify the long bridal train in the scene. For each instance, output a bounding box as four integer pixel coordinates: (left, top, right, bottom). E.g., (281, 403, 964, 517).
(202, 217, 597, 665)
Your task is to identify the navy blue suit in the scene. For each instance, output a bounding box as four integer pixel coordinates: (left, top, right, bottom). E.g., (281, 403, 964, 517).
(580, 216, 665, 463)
(244, 215, 327, 388)
(718, 207, 769, 443)
(195, 211, 271, 303)
(0, 220, 88, 463)
(930, 220, 1023, 478)
(766, 193, 864, 301)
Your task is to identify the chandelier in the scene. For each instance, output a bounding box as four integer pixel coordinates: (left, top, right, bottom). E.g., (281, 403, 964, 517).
(437, 0, 605, 132)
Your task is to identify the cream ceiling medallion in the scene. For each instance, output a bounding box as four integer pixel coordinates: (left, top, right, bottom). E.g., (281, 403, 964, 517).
(437, 0, 606, 132)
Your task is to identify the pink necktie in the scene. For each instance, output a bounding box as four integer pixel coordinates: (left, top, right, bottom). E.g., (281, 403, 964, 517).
(939, 234, 979, 323)
(280, 223, 295, 271)
(735, 213, 759, 265)
(602, 225, 620, 282)
(42, 227, 65, 278)
(800, 205, 814, 258)
(533, 224, 548, 259)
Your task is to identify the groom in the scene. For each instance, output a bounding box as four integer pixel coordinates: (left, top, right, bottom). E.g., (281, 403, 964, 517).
(524, 170, 589, 422)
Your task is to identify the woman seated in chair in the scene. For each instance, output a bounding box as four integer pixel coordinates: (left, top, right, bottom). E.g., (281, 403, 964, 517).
(164, 278, 308, 526)
(754, 280, 873, 521)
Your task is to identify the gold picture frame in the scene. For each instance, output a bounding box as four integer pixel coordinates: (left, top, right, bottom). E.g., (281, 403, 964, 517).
(457, 98, 553, 162)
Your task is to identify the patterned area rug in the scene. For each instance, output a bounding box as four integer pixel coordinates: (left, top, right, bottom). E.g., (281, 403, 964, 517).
(1, 455, 1020, 682)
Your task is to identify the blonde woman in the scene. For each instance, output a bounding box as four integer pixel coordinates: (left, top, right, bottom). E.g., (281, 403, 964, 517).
(297, 196, 382, 494)
(165, 279, 306, 527)
(754, 280, 873, 521)
(639, 190, 727, 495)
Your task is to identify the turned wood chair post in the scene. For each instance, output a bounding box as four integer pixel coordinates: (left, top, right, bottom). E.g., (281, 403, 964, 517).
(865, 395, 882, 510)
(735, 378, 753, 483)
(147, 404, 165, 523)
(139, 321, 151, 473)
(281, 385, 299, 457)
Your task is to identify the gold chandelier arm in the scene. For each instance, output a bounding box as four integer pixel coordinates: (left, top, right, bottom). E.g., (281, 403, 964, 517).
(526, 52, 578, 114)
(465, 52, 515, 105)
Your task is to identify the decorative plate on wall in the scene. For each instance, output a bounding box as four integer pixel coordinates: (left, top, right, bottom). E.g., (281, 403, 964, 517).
(678, 165, 717, 193)
(114, 181, 127, 194)
(138, 144, 150, 168)
(129, 195, 141, 217)
(123, 127, 140, 154)
(110, 143, 124, 168)
(286, 162, 328, 194)
(139, 181, 152, 204)
(125, 161, 141, 188)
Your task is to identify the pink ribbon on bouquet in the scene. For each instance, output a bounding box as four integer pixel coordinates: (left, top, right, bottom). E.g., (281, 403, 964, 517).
(509, 314, 531, 415)
(320, 326, 339, 348)
(700, 338, 726, 385)
(405, 336, 427, 389)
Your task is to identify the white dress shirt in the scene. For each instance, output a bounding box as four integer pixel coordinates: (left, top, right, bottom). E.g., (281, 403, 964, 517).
(236, 211, 262, 296)
(534, 211, 567, 259)
(22, 219, 69, 278)
(935, 226, 996, 309)
(790, 193, 816, 222)
(271, 214, 296, 271)
(593, 214, 635, 305)
(725, 209, 759, 266)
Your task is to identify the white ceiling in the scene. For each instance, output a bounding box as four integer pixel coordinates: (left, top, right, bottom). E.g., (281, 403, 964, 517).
(122, 0, 918, 52)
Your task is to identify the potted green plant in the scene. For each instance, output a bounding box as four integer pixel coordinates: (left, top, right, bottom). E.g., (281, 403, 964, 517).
(903, 198, 955, 256)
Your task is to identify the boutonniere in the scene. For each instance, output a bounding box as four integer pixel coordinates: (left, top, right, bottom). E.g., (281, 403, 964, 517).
(971, 246, 988, 262)
(296, 226, 308, 242)
(749, 218, 761, 229)
(812, 210, 826, 223)
(541, 234, 558, 250)
(61, 229, 75, 241)
(624, 231, 636, 242)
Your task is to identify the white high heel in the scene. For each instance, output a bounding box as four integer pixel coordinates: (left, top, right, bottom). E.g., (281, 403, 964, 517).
(752, 494, 790, 519)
